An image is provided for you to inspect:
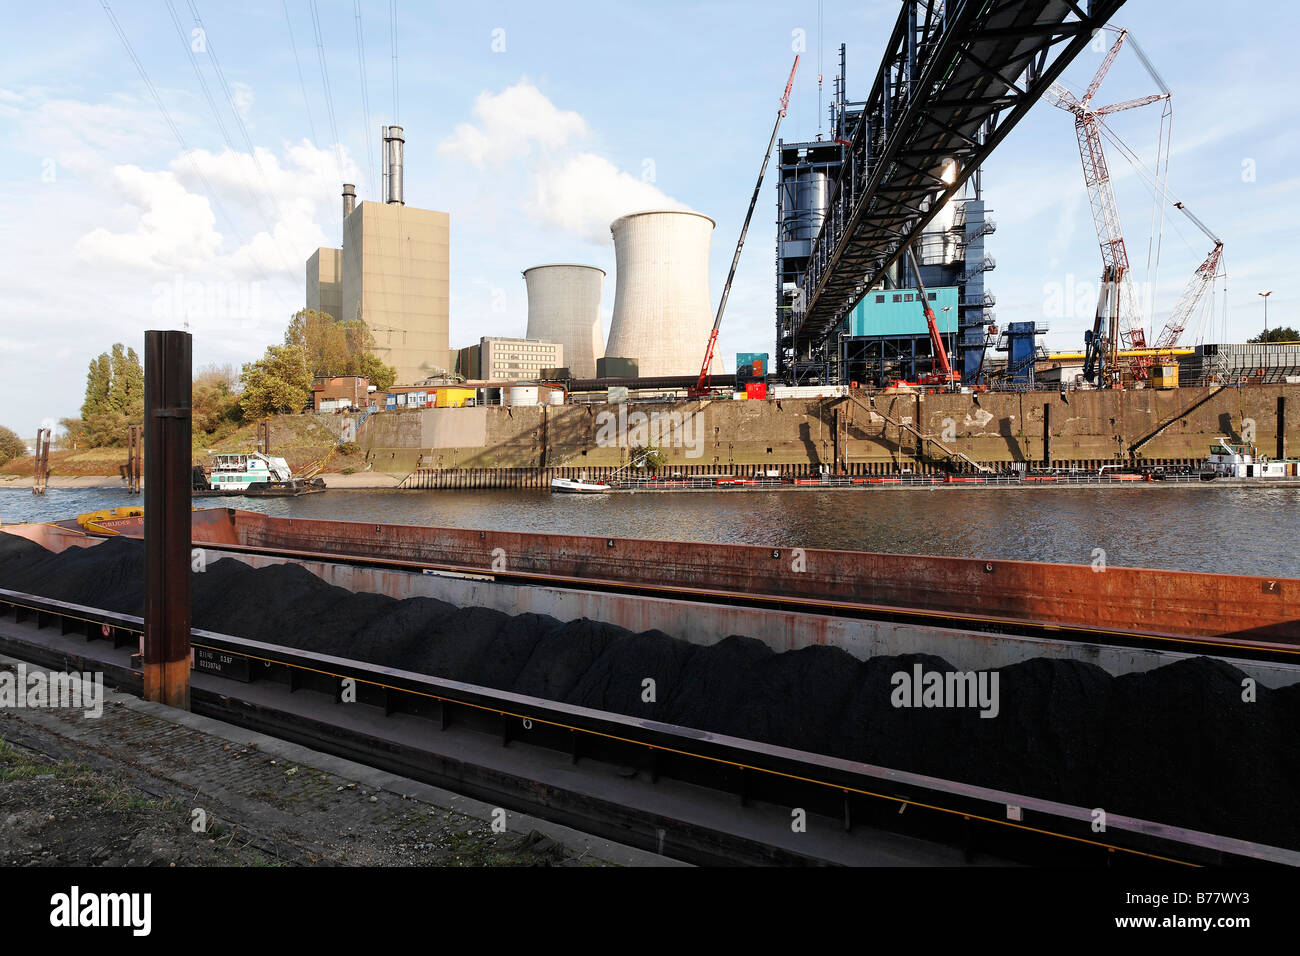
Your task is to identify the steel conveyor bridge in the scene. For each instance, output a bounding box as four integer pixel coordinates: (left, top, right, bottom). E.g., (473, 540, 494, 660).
(785, 0, 1127, 372)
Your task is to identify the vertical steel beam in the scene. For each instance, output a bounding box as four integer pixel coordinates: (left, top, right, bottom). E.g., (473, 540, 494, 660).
(126, 424, 143, 494)
(32, 428, 50, 496)
(1043, 403, 1052, 465)
(142, 331, 192, 710)
(1278, 396, 1287, 461)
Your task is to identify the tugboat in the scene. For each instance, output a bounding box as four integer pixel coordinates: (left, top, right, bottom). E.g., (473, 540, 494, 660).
(192, 452, 326, 497)
(1203, 438, 1300, 479)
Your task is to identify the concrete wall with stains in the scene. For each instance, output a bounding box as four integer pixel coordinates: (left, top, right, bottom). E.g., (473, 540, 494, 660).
(359, 384, 1300, 470)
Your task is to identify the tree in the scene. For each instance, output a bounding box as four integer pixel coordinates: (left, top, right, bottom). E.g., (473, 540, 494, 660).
(284, 309, 397, 388)
(0, 425, 24, 466)
(78, 344, 144, 447)
(239, 344, 313, 419)
(192, 364, 242, 437)
(1248, 326, 1299, 344)
(81, 354, 111, 421)
(354, 352, 396, 392)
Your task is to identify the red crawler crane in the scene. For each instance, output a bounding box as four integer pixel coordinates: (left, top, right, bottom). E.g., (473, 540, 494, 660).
(689, 56, 800, 399)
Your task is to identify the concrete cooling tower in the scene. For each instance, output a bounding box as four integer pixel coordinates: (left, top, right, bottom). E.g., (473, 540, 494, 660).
(522, 264, 606, 379)
(605, 210, 721, 378)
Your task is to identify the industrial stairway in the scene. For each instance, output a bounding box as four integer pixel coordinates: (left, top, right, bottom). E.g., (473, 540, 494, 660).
(846, 393, 993, 473)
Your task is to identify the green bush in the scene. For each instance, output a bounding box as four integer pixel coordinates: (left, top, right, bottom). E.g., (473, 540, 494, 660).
(337, 441, 360, 456)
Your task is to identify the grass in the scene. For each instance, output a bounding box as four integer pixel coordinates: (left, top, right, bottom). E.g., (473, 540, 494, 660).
(0, 413, 371, 477)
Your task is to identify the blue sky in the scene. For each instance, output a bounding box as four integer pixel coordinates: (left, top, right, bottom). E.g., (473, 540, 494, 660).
(2, 0, 1297, 437)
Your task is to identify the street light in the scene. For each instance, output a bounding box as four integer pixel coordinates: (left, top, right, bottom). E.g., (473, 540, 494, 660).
(1259, 290, 1273, 333)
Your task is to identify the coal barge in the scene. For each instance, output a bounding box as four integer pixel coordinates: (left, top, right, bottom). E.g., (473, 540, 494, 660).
(1, 508, 1297, 866)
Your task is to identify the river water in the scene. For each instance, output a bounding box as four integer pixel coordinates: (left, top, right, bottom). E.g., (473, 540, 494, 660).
(3, 484, 1297, 577)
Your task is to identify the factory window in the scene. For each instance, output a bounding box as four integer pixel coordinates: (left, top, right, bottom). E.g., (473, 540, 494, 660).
(892, 294, 901, 303)
(928, 292, 937, 301)
(876, 295, 885, 304)
(904, 294, 914, 302)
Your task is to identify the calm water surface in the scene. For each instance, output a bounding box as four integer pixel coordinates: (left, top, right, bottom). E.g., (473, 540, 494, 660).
(4, 484, 1297, 577)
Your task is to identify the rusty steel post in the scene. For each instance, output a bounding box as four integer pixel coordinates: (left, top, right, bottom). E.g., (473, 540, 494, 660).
(126, 424, 143, 494)
(142, 331, 192, 710)
(32, 428, 50, 495)
(257, 420, 271, 456)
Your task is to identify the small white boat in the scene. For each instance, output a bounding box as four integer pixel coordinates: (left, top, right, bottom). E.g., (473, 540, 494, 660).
(550, 476, 612, 494)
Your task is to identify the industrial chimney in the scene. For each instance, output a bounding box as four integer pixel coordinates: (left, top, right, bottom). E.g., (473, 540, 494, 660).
(342, 183, 356, 219)
(382, 125, 405, 205)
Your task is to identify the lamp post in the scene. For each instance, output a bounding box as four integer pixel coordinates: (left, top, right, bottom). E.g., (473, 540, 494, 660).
(1259, 290, 1272, 334)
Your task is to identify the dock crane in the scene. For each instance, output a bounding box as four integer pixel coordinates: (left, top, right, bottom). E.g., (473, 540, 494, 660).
(1045, 27, 1171, 382)
(1151, 203, 1224, 352)
(689, 56, 799, 399)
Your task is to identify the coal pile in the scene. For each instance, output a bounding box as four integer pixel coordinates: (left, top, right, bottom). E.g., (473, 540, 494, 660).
(1, 534, 1297, 850)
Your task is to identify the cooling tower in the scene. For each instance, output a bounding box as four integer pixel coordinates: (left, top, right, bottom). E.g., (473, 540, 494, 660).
(522, 264, 606, 379)
(605, 210, 720, 378)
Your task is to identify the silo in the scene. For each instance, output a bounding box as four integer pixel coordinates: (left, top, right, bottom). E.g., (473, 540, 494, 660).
(605, 210, 720, 378)
(522, 264, 606, 379)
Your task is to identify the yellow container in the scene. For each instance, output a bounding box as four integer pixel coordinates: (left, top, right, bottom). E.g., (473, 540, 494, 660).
(434, 388, 476, 408)
(1150, 364, 1179, 389)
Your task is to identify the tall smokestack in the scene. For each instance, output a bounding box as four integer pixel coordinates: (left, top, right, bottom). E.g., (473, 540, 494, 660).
(342, 183, 356, 219)
(384, 125, 405, 205)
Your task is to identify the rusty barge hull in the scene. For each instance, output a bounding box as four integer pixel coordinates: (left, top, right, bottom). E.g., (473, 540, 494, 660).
(43, 507, 1297, 644)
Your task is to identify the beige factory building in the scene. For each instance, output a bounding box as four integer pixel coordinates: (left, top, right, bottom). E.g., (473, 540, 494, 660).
(305, 247, 343, 325)
(304, 127, 453, 385)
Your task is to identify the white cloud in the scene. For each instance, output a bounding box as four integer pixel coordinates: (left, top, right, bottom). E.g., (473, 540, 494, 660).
(529, 152, 688, 242)
(75, 164, 224, 272)
(439, 79, 687, 242)
(439, 80, 588, 167)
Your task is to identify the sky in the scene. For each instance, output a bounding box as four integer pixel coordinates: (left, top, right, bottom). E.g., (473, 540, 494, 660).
(2, 0, 1298, 437)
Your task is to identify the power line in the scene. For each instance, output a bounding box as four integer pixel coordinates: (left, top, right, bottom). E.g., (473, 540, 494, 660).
(354, 0, 376, 199)
(283, 0, 318, 145)
(309, 0, 345, 182)
(185, 1, 310, 277)
(98, 0, 290, 311)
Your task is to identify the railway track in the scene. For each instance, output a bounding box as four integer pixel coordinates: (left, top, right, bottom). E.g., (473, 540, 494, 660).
(1, 587, 1295, 867)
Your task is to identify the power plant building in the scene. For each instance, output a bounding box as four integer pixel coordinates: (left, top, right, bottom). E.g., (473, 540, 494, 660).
(303, 127, 454, 385)
(522, 264, 605, 379)
(305, 247, 343, 326)
(605, 210, 721, 378)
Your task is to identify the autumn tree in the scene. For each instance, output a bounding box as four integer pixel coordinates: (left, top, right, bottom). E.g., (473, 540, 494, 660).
(239, 344, 313, 419)
(0, 425, 24, 466)
(284, 309, 396, 388)
(192, 363, 242, 438)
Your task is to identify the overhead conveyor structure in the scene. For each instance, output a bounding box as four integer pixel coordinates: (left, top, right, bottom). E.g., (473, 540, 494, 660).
(782, 0, 1127, 380)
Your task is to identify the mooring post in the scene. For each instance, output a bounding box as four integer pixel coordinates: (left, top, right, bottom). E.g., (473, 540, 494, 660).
(32, 428, 50, 496)
(142, 330, 192, 710)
